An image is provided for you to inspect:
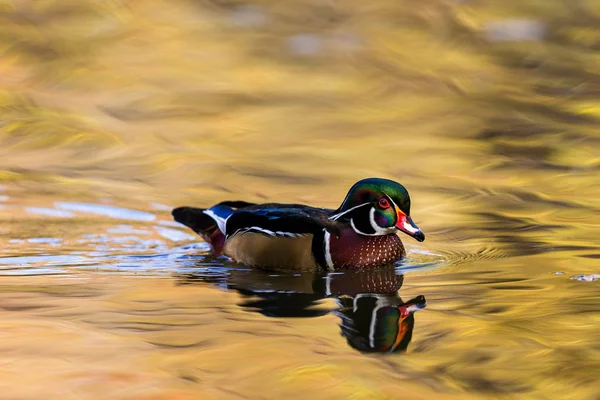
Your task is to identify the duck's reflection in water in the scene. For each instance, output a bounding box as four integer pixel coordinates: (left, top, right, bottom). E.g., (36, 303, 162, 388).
(177, 265, 426, 353)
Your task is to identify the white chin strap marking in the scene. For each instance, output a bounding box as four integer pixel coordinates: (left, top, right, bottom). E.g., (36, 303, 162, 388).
(370, 208, 395, 235)
(350, 207, 395, 236)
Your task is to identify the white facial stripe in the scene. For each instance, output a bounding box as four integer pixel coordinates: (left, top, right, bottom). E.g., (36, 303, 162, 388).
(383, 191, 397, 209)
(350, 217, 369, 235)
(329, 202, 371, 221)
(323, 230, 334, 271)
(350, 216, 377, 236)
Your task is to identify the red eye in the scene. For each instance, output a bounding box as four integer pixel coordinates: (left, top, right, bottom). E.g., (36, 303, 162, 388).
(378, 198, 390, 209)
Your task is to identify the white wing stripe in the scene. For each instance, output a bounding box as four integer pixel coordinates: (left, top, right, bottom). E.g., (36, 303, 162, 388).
(228, 226, 305, 238)
(203, 209, 228, 233)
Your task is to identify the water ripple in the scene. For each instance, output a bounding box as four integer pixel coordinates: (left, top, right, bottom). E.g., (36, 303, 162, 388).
(25, 207, 75, 218)
(54, 202, 156, 221)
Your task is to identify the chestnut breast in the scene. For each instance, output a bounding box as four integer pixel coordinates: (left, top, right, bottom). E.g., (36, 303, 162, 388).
(328, 228, 405, 269)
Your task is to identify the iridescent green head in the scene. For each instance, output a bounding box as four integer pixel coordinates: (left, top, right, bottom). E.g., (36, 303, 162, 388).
(332, 178, 424, 241)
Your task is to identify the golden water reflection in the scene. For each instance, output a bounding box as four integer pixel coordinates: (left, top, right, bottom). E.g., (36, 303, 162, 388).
(1, 0, 600, 399)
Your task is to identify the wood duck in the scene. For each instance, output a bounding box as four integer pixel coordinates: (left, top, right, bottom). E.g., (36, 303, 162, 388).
(172, 177, 425, 271)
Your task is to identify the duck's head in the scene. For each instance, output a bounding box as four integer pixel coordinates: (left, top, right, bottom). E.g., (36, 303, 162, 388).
(331, 178, 425, 242)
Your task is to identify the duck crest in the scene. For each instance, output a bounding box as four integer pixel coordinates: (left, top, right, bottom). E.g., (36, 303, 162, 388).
(324, 226, 405, 270)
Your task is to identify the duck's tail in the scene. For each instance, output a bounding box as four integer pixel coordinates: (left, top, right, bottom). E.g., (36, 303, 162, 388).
(172, 201, 256, 254)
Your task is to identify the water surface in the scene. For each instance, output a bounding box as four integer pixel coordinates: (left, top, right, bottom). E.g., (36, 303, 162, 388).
(1, 0, 599, 399)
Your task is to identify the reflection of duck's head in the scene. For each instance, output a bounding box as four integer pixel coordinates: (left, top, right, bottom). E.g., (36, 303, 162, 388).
(314, 267, 426, 353)
(336, 293, 425, 353)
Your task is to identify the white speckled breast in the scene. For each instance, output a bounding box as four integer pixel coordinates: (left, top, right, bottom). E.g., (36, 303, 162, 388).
(328, 228, 405, 269)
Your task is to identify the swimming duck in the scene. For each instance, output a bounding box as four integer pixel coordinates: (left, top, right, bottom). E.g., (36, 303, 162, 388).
(172, 177, 424, 271)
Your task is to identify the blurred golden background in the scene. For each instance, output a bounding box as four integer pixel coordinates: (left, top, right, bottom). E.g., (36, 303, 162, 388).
(0, 0, 599, 399)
